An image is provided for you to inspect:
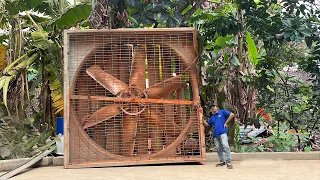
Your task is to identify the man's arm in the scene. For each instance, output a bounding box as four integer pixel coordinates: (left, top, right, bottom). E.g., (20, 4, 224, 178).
(224, 113, 235, 128)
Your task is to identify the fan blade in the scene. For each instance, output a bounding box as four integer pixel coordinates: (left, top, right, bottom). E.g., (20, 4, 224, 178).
(122, 113, 138, 156)
(83, 104, 121, 129)
(129, 46, 147, 90)
(145, 74, 185, 98)
(135, 121, 149, 155)
(86, 65, 128, 95)
(141, 108, 181, 137)
(167, 43, 197, 68)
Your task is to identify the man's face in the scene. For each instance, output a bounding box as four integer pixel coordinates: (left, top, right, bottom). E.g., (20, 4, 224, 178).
(211, 105, 218, 113)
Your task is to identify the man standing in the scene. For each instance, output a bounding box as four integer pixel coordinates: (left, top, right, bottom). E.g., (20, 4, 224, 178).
(208, 104, 235, 169)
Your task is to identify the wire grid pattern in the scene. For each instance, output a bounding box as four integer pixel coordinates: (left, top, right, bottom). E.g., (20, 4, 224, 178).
(66, 29, 203, 165)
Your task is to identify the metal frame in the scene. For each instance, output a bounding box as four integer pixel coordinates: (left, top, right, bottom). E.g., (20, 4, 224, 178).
(64, 28, 205, 168)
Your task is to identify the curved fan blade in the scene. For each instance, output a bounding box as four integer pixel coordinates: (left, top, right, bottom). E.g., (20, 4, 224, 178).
(135, 121, 149, 155)
(122, 112, 138, 156)
(167, 43, 197, 67)
(86, 65, 128, 95)
(141, 109, 181, 137)
(145, 74, 185, 99)
(83, 104, 121, 129)
(129, 46, 147, 90)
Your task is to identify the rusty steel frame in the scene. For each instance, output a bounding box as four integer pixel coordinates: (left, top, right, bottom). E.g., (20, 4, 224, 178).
(64, 28, 206, 168)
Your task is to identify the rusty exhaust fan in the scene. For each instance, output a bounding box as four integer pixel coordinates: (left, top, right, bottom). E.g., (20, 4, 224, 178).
(64, 28, 205, 168)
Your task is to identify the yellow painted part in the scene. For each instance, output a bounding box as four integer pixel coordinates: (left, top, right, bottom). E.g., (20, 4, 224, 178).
(156, 44, 163, 81)
(144, 44, 149, 79)
(0, 45, 7, 70)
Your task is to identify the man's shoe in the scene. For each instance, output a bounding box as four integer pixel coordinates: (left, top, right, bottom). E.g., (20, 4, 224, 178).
(215, 162, 226, 167)
(227, 163, 233, 169)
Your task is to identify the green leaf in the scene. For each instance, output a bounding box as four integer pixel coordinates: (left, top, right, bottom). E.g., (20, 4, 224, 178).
(218, 79, 225, 92)
(182, 5, 192, 15)
(293, 106, 301, 113)
(284, 112, 291, 120)
(127, 0, 136, 6)
(214, 35, 234, 47)
(128, 16, 138, 25)
(246, 31, 259, 65)
(173, 12, 182, 25)
(257, 145, 264, 152)
(231, 56, 240, 66)
(299, 28, 312, 37)
(31, 31, 49, 49)
(279, 132, 286, 139)
(3, 76, 14, 114)
(160, 11, 170, 21)
(266, 85, 275, 93)
(0, 35, 9, 45)
(193, 7, 201, 16)
(224, 53, 229, 63)
(6, 0, 45, 15)
(53, 4, 92, 29)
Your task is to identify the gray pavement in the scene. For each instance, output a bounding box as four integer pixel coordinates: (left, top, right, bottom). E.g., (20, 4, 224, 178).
(2, 160, 320, 180)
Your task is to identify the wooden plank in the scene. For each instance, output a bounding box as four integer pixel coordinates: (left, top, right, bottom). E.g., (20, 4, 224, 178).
(70, 95, 195, 105)
(198, 107, 206, 159)
(64, 157, 204, 169)
(0, 147, 55, 180)
(65, 28, 196, 34)
(63, 30, 70, 168)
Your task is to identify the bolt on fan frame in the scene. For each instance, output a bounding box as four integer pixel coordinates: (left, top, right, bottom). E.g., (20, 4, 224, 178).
(64, 28, 206, 168)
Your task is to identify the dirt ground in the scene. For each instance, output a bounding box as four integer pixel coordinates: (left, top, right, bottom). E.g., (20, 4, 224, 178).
(2, 160, 320, 180)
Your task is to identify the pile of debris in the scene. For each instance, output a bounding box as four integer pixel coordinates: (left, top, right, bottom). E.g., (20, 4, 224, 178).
(310, 130, 320, 151)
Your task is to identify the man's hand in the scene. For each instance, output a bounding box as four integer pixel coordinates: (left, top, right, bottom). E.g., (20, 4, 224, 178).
(224, 113, 235, 128)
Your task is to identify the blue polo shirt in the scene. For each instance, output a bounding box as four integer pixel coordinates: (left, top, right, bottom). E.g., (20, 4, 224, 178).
(208, 110, 231, 137)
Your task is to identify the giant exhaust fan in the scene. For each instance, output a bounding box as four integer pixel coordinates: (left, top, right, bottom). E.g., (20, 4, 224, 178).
(64, 28, 205, 168)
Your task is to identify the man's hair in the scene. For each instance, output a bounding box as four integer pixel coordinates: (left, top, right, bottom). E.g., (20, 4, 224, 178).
(210, 104, 217, 108)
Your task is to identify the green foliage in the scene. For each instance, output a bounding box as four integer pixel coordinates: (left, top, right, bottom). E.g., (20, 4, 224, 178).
(246, 31, 259, 65)
(34, 0, 71, 17)
(5, 0, 45, 15)
(233, 122, 241, 152)
(0, 114, 53, 159)
(266, 123, 311, 152)
(108, 0, 203, 28)
(53, 4, 92, 29)
(0, 0, 85, 159)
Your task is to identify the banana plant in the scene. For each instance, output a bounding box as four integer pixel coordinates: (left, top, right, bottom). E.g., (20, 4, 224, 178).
(0, 0, 93, 159)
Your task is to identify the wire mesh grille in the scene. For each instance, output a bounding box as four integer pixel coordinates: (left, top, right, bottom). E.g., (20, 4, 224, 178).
(65, 28, 204, 166)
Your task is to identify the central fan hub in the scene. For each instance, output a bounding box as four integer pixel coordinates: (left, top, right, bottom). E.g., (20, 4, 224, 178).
(119, 87, 147, 115)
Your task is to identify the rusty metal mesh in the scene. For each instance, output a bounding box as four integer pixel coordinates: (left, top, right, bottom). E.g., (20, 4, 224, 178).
(66, 29, 203, 166)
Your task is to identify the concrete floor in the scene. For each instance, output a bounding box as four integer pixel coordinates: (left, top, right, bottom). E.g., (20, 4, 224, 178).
(2, 160, 320, 180)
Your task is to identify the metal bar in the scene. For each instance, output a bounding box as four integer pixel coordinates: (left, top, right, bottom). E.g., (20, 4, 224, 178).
(65, 28, 197, 34)
(70, 95, 195, 105)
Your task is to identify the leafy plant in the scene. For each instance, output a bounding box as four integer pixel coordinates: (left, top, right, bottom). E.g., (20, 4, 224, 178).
(265, 123, 311, 152)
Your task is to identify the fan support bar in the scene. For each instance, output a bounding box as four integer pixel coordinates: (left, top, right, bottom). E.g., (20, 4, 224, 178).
(70, 95, 195, 105)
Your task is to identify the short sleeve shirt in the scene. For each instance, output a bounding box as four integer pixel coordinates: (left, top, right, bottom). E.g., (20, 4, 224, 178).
(208, 110, 231, 137)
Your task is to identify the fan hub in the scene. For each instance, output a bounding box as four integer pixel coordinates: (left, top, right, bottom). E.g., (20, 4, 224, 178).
(119, 87, 147, 115)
